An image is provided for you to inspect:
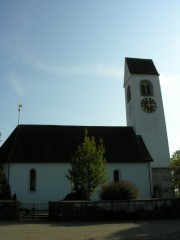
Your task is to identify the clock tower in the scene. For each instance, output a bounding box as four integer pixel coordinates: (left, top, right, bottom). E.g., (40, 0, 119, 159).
(124, 57, 173, 198)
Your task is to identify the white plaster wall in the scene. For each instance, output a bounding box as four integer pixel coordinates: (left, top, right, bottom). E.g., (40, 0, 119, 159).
(9, 163, 72, 203)
(8, 162, 151, 203)
(123, 61, 131, 87)
(124, 74, 170, 168)
(107, 163, 152, 198)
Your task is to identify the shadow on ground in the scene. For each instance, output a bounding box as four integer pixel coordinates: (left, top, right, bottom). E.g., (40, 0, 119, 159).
(100, 219, 180, 240)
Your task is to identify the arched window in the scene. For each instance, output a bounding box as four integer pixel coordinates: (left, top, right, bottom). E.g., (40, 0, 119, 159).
(113, 169, 121, 182)
(29, 169, 36, 192)
(127, 85, 131, 103)
(140, 80, 154, 96)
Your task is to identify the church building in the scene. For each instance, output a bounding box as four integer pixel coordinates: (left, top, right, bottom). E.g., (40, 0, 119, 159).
(0, 57, 173, 203)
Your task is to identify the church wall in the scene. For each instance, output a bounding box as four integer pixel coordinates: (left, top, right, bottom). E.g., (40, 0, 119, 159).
(7, 162, 151, 203)
(125, 74, 170, 168)
(8, 163, 72, 203)
(107, 163, 151, 199)
(152, 167, 174, 198)
(123, 61, 131, 87)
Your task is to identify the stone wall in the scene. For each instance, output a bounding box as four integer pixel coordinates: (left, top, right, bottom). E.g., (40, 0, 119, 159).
(49, 199, 180, 221)
(152, 168, 174, 198)
(0, 201, 20, 220)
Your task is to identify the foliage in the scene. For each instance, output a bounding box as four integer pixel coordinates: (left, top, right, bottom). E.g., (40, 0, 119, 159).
(66, 129, 108, 200)
(99, 181, 139, 200)
(64, 189, 88, 200)
(0, 164, 11, 200)
(170, 150, 180, 198)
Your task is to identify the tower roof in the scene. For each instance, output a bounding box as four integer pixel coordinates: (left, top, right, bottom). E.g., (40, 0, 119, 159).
(125, 57, 159, 75)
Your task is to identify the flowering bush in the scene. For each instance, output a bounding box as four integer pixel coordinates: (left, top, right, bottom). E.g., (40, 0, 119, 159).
(99, 180, 139, 200)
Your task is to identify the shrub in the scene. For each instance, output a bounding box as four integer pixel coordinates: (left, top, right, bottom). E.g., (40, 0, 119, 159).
(100, 181, 139, 200)
(64, 189, 89, 200)
(0, 167, 11, 200)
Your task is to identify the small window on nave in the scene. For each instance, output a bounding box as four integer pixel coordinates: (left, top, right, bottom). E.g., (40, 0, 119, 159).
(127, 85, 131, 103)
(140, 80, 154, 96)
(113, 169, 121, 182)
(29, 169, 36, 192)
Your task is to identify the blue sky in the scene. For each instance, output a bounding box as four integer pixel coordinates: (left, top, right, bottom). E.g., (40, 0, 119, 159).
(0, 0, 180, 155)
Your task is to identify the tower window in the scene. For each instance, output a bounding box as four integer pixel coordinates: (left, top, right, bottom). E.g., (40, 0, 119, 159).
(29, 169, 36, 192)
(113, 169, 121, 182)
(140, 81, 153, 96)
(127, 85, 131, 103)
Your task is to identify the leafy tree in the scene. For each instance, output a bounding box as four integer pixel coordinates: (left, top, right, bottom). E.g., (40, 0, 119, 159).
(0, 164, 11, 200)
(66, 129, 108, 200)
(170, 150, 180, 198)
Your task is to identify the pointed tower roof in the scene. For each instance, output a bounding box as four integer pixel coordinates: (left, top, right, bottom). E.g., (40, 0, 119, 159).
(125, 57, 159, 75)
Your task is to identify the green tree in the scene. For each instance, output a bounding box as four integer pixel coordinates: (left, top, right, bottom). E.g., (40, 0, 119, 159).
(170, 150, 180, 198)
(66, 129, 108, 200)
(0, 164, 11, 200)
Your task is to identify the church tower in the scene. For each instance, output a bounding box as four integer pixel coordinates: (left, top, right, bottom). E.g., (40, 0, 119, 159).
(124, 57, 173, 198)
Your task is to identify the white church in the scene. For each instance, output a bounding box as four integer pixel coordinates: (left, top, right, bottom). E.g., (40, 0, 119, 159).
(0, 57, 173, 203)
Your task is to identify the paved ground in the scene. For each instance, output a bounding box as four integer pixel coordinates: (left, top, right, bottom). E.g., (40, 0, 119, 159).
(0, 219, 180, 240)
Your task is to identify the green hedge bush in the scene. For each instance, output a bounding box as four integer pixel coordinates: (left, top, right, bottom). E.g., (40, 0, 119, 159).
(64, 189, 88, 200)
(100, 181, 139, 200)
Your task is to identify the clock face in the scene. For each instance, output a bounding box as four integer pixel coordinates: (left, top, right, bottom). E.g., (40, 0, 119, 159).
(141, 98, 157, 113)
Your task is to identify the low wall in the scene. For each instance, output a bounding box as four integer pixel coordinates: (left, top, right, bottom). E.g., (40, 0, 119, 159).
(1, 199, 180, 221)
(0, 201, 20, 220)
(49, 199, 180, 221)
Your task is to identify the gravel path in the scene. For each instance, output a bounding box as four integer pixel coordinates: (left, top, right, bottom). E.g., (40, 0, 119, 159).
(0, 219, 180, 240)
